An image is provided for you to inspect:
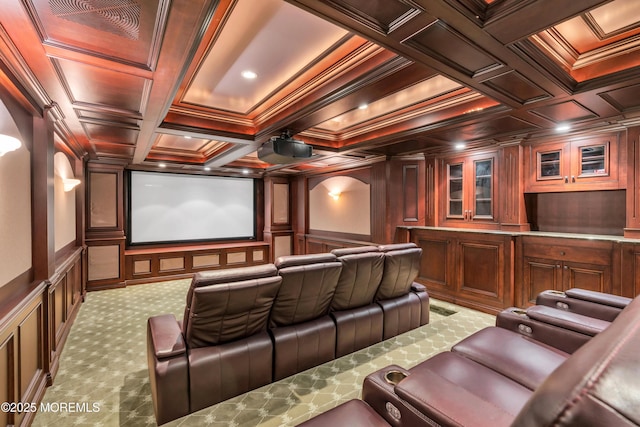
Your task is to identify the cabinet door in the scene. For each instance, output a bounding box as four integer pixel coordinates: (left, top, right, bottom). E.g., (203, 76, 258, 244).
(570, 138, 619, 188)
(561, 261, 611, 294)
(446, 162, 464, 219)
(456, 237, 507, 309)
(415, 233, 455, 295)
(525, 141, 570, 192)
(442, 153, 497, 226)
(522, 257, 562, 306)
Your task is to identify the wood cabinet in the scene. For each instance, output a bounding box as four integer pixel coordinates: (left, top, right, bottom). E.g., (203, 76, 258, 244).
(518, 236, 614, 307)
(412, 228, 514, 313)
(439, 152, 499, 228)
(525, 133, 624, 192)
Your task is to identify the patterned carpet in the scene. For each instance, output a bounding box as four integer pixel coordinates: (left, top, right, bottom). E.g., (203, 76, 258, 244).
(32, 279, 495, 426)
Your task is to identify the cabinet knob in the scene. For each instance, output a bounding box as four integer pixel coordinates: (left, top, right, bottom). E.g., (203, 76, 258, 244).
(571, 176, 575, 183)
(556, 264, 561, 268)
(564, 176, 568, 183)
(560, 251, 565, 256)
(564, 265, 568, 270)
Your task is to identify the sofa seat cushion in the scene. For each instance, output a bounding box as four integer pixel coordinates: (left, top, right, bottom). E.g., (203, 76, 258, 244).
(452, 326, 569, 390)
(396, 352, 532, 427)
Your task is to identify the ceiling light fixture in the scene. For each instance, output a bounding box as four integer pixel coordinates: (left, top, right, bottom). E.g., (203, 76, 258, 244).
(241, 70, 257, 79)
(556, 123, 571, 132)
(158, 163, 166, 168)
(242, 169, 249, 175)
(328, 191, 341, 200)
(358, 104, 368, 110)
(204, 166, 211, 171)
(454, 143, 466, 150)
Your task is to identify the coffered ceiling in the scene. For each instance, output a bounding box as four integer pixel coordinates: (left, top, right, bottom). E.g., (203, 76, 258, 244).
(1, 0, 639, 176)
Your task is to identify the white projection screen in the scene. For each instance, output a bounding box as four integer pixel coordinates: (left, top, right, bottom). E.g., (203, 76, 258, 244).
(129, 171, 255, 244)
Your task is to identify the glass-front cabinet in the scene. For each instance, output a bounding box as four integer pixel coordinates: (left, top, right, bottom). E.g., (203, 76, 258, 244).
(525, 134, 622, 192)
(443, 153, 496, 226)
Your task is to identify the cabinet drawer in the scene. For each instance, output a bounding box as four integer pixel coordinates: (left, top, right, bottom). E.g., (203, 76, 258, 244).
(522, 240, 612, 265)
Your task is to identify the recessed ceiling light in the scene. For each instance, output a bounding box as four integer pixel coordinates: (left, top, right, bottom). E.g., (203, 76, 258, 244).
(358, 104, 368, 110)
(204, 166, 211, 171)
(242, 169, 250, 175)
(241, 70, 257, 79)
(158, 163, 166, 168)
(556, 124, 571, 132)
(184, 135, 192, 139)
(455, 143, 466, 150)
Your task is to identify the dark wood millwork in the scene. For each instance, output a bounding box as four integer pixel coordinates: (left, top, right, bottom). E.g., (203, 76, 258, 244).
(410, 227, 514, 314)
(263, 176, 293, 261)
(499, 143, 529, 231)
(124, 242, 269, 285)
(524, 132, 626, 193)
(518, 236, 615, 307)
(85, 163, 126, 290)
(625, 125, 640, 238)
(32, 108, 56, 280)
(437, 149, 500, 229)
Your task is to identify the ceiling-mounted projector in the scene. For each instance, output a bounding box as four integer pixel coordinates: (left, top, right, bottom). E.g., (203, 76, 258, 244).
(257, 131, 313, 164)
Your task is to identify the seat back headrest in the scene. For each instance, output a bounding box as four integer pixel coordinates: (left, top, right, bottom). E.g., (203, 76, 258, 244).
(330, 246, 380, 257)
(186, 275, 282, 348)
(183, 264, 278, 332)
(270, 261, 342, 327)
(331, 251, 385, 311)
(378, 243, 418, 252)
(375, 247, 422, 300)
(274, 253, 337, 269)
(512, 295, 640, 427)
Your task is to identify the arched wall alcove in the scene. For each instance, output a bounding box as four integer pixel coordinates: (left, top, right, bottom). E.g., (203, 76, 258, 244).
(53, 151, 77, 251)
(308, 175, 370, 236)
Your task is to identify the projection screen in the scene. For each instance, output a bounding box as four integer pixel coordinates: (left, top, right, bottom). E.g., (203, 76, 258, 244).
(129, 171, 255, 244)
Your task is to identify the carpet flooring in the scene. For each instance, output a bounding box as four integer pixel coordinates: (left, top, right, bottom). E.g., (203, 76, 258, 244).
(32, 279, 495, 426)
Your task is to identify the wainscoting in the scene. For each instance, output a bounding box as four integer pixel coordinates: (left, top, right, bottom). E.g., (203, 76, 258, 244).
(0, 246, 84, 427)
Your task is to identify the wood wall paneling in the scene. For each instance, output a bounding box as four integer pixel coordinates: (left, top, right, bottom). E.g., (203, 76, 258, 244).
(123, 243, 270, 285)
(0, 283, 47, 427)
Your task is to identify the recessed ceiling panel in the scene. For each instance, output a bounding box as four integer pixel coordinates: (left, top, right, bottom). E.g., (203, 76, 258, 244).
(406, 21, 502, 77)
(55, 58, 149, 114)
(29, 0, 169, 68)
(429, 116, 539, 142)
(599, 82, 640, 112)
(530, 100, 598, 123)
(315, 75, 463, 131)
(324, 0, 417, 33)
(81, 121, 139, 145)
(183, 0, 348, 113)
(483, 71, 549, 104)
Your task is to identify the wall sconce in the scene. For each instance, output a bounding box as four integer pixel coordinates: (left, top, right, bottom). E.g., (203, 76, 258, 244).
(328, 191, 341, 201)
(63, 178, 81, 192)
(0, 134, 21, 157)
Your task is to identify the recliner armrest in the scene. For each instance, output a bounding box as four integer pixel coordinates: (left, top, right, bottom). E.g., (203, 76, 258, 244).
(410, 282, 426, 293)
(148, 314, 186, 359)
(565, 288, 631, 309)
(526, 305, 610, 337)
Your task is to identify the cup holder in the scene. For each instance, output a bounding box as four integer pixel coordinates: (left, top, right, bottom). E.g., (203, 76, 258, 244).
(384, 370, 408, 386)
(511, 308, 527, 316)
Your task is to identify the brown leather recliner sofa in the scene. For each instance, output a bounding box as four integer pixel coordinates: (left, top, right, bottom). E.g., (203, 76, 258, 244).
(147, 244, 430, 424)
(301, 292, 640, 427)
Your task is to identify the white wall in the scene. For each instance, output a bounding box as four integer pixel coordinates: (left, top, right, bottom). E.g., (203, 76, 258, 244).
(0, 143, 32, 286)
